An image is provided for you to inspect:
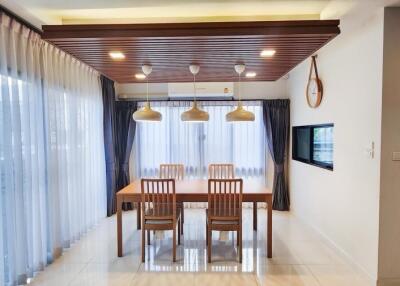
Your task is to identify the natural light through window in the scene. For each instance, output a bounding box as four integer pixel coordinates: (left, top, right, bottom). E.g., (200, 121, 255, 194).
(134, 101, 266, 180)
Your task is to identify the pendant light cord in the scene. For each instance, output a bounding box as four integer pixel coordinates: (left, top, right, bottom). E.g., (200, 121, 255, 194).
(193, 73, 196, 104)
(238, 72, 242, 103)
(146, 76, 149, 103)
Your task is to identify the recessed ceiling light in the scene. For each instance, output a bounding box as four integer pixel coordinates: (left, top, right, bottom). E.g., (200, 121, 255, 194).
(135, 73, 146, 79)
(246, 72, 257, 78)
(260, 49, 276, 57)
(109, 51, 125, 59)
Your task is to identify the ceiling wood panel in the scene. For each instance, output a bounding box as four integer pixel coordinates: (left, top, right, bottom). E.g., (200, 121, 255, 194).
(42, 20, 340, 83)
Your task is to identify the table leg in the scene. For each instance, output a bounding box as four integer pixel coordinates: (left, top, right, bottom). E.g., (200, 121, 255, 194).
(117, 195, 123, 257)
(267, 197, 272, 258)
(137, 202, 141, 230)
(181, 203, 184, 224)
(253, 202, 257, 231)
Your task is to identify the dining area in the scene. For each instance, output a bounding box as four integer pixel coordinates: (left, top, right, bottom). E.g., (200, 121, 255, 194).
(3, 2, 389, 284)
(116, 163, 273, 264)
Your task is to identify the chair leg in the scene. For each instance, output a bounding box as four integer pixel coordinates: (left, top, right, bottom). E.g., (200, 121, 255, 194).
(180, 211, 184, 235)
(239, 229, 242, 263)
(178, 219, 181, 245)
(207, 225, 212, 263)
(141, 226, 145, 262)
(137, 202, 141, 230)
(173, 224, 177, 262)
(253, 202, 257, 231)
(147, 230, 151, 245)
(206, 222, 208, 246)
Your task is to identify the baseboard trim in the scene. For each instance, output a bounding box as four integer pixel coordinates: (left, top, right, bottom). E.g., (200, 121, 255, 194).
(291, 211, 377, 286)
(377, 278, 400, 286)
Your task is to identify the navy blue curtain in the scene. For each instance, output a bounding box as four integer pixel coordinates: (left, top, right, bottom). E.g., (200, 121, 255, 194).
(101, 75, 138, 216)
(115, 101, 138, 190)
(263, 99, 290, 211)
(101, 75, 118, 216)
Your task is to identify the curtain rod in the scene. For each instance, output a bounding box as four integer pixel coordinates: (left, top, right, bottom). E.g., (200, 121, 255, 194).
(117, 98, 275, 102)
(0, 5, 43, 35)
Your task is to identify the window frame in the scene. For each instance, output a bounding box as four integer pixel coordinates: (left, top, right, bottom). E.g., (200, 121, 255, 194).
(292, 123, 334, 171)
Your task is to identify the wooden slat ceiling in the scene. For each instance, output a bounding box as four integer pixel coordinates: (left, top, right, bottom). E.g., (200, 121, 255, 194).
(42, 20, 340, 83)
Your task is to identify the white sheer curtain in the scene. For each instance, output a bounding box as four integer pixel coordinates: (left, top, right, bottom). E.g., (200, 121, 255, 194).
(0, 13, 106, 286)
(134, 101, 266, 208)
(41, 43, 107, 248)
(202, 102, 266, 178)
(135, 101, 202, 178)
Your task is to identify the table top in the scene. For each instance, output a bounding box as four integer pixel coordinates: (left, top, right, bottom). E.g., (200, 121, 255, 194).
(117, 179, 272, 196)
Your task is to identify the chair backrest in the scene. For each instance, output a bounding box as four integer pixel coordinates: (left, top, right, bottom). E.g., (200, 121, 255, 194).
(159, 164, 185, 180)
(208, 179, 243, 218)
(208, 164, 235, 179)
(141, 178, 176, 220)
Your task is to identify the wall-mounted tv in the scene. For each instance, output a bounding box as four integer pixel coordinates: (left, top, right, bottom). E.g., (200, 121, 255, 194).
(292, 124, 333, 170)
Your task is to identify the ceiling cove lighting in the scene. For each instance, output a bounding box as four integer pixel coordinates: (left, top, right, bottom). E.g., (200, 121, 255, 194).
(135, 73, 146, 79)
(181, 64, 209, 122)
(260, 49, 276, 57)
(132, 65, 162, 122)
(226, 64, 255, 122)
(109, 51, 125, 59)
(245, 71, 257, 78)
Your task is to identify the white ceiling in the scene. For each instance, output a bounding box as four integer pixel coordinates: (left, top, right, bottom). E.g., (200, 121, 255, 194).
(2, 0, 332, 26)
(2, 0, 400, 28)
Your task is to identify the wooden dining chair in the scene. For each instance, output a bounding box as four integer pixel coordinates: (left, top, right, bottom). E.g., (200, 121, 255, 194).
(141, 178, 181, 262)
(160, 164, 184, 180)
(208, 164, 235, 179)
(206, 178, 243, 263)
(209, 164, 258, 231)
(159, 164, 184, 234)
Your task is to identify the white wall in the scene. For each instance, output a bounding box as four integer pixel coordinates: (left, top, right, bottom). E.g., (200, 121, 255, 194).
(288, 6, 384, 283)
(233, 79, 288, 100)
(378, 7, 400, 286)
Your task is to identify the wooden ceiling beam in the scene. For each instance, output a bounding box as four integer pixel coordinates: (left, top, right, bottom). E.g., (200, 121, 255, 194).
(42, 20, 340, 83)
(43, 20, 340, 39)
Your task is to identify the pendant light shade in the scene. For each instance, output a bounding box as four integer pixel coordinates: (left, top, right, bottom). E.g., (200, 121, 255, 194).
(132, 64, 162, 122)
(225, 64, 255, 122)
(181, 101, 210, 122)
(181, 64, 209, 122)
(132, 102, 162, 122)
(226, 102, 255, 122)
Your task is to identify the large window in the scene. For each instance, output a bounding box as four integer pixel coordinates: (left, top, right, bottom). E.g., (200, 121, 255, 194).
(134, 101, 266, 180)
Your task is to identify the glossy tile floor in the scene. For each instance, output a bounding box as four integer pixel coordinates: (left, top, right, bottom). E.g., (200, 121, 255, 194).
(29, 209, 372, 286)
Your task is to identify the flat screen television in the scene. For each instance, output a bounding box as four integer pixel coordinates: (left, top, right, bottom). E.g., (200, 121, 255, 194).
(292, 124, 333, 170)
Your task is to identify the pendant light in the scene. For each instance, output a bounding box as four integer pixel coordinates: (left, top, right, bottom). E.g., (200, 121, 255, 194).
(132, 65, 162, 122)
(226, 64, 255, 122)
(181, 64, 209, 122)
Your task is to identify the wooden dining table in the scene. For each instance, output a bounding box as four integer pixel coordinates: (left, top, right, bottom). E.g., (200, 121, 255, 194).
(116, 179, 273, 258)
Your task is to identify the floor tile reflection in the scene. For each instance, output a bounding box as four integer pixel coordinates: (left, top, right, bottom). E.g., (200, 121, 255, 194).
(29, 209, 372, 286)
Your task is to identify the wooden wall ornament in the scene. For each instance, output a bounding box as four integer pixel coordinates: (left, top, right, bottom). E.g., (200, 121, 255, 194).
(306, 55, 323, 108)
